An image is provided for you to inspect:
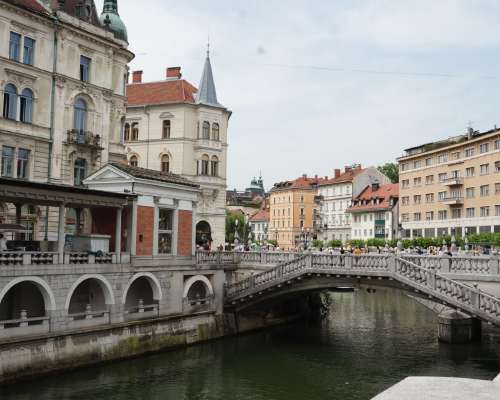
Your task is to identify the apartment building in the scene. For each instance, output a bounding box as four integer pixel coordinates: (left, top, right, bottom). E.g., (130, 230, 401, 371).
(317, 166, 389, 243)
(269, 175, 325, 250)
(398, 128, 500, 238)
(347, 183, 399, 241)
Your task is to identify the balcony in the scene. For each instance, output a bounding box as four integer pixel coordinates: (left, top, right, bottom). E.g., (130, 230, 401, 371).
(443, 177, 464, 186)
(439, 197, 464, 206)
(66, 130, 103, 151)
(195, 139, 222, 151)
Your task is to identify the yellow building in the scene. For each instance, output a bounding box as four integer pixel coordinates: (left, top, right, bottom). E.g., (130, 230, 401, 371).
(269, 175, 325, 250)
(398, 128, 500, 238)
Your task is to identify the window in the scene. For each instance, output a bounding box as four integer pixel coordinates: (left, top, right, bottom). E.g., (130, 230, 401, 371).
(480, 207, 490, 217)
(129, 155, 138, 167)
(480, 185, 490, 197)
(425, 193, 434, 203)
(200, 155, 209, 175)
(451, 151, 461, 160)
(20, 88, 33, 123)
(131, 122, 139, 141)
(401, 214, 409, 222)
(400, 163, 409, 172)
(9, 32, 21, 61)
(74, 158, 87, 186)
(202, 121, 210, 139)
(495, 161, 500, 173)
(496, 139, 500, 150)
(162, 120, 171, 139)
(3, 83, 17, 120)
(80, 56, 91, 82)
(480, 143, 489, 154)
(438, 154, 448, 163)
(450, 170, 460, 178)
(466, 187, 475, 198)
(17, 148, 30, 179)
(438, 210, 447, 220)
(414, 160, 421, 169)
(466, 167, 475, 177)
(425, 158, 432, 166)
(212, 123, 220, 141)
(1, 146, 15, 177)
(496, 205, 500, 216)
(73, 99, 87, 138)
(480, 164, 490, 175)
(413, 177, 422, 186)
(466, 208, 475, 218)
(158, 209, 173, 255)
(23, 37, 35, 65)
(496, 183, 500, 195)
(402, 196, 409, 206)
(465, 147, 475, 157)
(161, 155, 170, 173)
(210, 156, 219, 176)
(426, 212, 434, 221)
(124, 123, 131, 141)
(413, 213, 421, 221)
(438, 191, 447, 201)
(413, 195, 422, 205)
(425, 175, 434, 185)
(438, 173, 447, 182)
(452, 209, 461, 219)
(401, 179, 409, 189)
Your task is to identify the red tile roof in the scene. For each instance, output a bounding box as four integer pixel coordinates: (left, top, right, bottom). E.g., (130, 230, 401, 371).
(126, 80, 198, 107)
(5, 0, 50, 15)
(271, 176, 328, 192)
(250, 209, 270, 222)
(319, 167, 364, 186)
(346, 183, 399, 213)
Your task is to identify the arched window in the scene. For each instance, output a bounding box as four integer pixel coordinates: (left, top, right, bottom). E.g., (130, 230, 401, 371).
(212, 123, 220, 141)
(20, 88, 33, 123)
(3, 84, 17, 120)
(210, 156, 219, 177)
(129, 155, 138, 167)
(200, 154, 209, 176)
(124, 123, 131, 141)
(74, 158, 87, 186)
(202, 121, 210, 139)
(131, 122, 139, 141)
(161, 154, 170, 173)
(74, 99, 87, 143)
(162, 120, 171, 139)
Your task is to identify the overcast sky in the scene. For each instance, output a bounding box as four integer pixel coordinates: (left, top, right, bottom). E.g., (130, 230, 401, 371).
(96, 0, 500, 191)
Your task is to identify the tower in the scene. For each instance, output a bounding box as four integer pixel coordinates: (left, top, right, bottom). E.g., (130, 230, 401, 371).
(99, 0, 128, 42)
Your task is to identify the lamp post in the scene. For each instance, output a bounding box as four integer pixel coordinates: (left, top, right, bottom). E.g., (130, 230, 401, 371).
(464, 227, 469, 252)
(234, 218, 239, 249)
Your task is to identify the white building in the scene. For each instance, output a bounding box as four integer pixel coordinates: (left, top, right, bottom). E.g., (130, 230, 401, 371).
(0, 0, 133, 240)
(347, 183, 399, 241)
(125, 53, 231, 249)
(250, 208, 270, 243)
(317, 166, 389, 243)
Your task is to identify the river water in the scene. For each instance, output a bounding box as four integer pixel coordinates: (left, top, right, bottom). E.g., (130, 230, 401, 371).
(3, 289, 500, 400)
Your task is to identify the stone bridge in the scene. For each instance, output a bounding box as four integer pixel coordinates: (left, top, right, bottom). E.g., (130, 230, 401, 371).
(198, 252, 500, 329)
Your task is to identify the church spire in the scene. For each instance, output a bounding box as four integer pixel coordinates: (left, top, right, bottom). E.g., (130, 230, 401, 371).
(196, 45, 222, 107)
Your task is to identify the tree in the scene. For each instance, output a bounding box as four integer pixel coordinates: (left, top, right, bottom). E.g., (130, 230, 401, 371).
(225, 211, 252, 244)
(378, 163, 399, 183)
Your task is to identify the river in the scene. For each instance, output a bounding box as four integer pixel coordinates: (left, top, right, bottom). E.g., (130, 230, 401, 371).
(2, 289, 500, 400)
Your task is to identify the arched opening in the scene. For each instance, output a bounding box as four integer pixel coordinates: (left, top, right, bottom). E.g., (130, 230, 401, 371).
(202, 121, 210, 139)
(123, 274, 161, 315)
(74, 158, 87, 186)
(20, 88, 33, 123)
(74, 98, 87, 140)
(131, 122, 139, 141)
(210, 156, 219, 177)
(200, 154, 209, 176)
(67, 277, 113, 319)
(212, 123, 220, 141)
(129, 155, 138, 167)
(124, 122, 131, 141)
(187, 281, 208, 301)
(196, 220, 212, 248)
(3, 83, 18, 120)
(183, 275, 214, 311)
(162, 120, 171, 139)
(161, 154, 170, 173)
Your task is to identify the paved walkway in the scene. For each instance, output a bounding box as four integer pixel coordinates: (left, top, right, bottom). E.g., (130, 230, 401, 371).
(372, 375, 500, 400)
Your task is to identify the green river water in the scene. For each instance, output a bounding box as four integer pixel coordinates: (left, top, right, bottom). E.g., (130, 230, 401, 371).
(2, 289, 500, 400)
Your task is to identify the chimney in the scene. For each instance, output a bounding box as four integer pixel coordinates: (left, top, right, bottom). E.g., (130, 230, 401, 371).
(302, 174, 307, 179)
(334, 169, 341, 178)
(132, 70, 143, 83)
(372, 180, 380, 192)
(166, 67, 182, 79)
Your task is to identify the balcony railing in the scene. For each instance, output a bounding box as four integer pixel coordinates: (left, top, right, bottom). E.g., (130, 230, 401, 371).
(195, 138, 222, 150)
(0, 252, 129, 266)
(439, 197, 464, 205)
(443, 177, 464, 186)
(66, 129, 103, 150)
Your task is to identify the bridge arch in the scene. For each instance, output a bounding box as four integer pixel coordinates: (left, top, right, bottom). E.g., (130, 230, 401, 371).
(122, 273, 162, 308)
(65, 274, 115, 313)
(0, 277, 56, 321)
(183, 275, 214, 301)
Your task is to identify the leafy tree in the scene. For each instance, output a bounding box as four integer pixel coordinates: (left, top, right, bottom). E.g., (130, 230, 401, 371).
(328, 239, 343, 248)
(225, 211, 252, 244)
(378, 163, 399, 184)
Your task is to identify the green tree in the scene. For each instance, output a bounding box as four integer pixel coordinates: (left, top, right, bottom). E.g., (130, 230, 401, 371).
(378, 163, 399, 184)
(225, 211, 253, 244)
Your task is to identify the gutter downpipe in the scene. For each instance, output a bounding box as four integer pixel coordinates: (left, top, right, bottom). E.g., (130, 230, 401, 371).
(45, 13, 60, 241)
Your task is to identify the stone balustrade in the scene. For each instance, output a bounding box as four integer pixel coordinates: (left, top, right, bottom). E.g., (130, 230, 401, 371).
(0, 252, 130, 266)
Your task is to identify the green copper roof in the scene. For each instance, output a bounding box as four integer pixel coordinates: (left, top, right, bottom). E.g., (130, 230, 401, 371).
(99, 0, 128, 43)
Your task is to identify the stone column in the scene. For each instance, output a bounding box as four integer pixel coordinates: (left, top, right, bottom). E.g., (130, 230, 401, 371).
(57, 203, 66, 262)
(130, 200, 138, 256)
(438, 310, 482, 343)
(15, 203, 23, 241)
(115, 208, 122, 261)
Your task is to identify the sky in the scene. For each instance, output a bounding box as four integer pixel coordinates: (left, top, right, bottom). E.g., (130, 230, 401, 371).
(96, 0, 500, 191)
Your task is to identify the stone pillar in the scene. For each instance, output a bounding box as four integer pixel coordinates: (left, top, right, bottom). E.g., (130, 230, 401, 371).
(438, 310, 482, 343)
(130, 200, 138, 256)
(15, 203, 23, 240)
(115, 207, 122, 261)
(57, 203, 66, 262)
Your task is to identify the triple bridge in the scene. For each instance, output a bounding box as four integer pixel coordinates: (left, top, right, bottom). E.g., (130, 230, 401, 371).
(198, 252, 500, 328)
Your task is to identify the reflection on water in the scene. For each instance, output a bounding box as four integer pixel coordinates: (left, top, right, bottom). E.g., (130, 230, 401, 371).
(2, 289, 500, 400)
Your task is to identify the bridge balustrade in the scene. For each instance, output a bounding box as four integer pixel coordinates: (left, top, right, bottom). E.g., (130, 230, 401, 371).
(0, 252, 128, 266)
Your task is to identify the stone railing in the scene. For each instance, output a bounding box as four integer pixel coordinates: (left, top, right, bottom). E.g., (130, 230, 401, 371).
(401, 255, 498, 275)
(0, 252, 129, 266)
(182, 295, 215, 314)
(224, 253, 500, 325)
(196, 251, 300, 266)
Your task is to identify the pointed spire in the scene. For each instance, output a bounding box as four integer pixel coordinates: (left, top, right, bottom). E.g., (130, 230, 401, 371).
(196, 46, 223, 108)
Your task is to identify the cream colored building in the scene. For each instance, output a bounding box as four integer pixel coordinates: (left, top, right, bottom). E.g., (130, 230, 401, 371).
(398, 128, 500, 238)
(0, 0, 133, 240)
(125, 55, 231, 248)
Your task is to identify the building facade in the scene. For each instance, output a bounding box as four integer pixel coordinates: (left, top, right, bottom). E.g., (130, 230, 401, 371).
(317, 166, 389, 243)
(0, 0, 133, 240)
(398, 128, 500, 238)
(125, 56, 231, 249)
(269, 175, 325, 250)
(249, 201, 270, 243)
(347, 183, 399, 241)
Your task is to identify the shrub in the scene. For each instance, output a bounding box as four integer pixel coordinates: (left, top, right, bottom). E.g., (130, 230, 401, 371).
(327, 239, 343, 248)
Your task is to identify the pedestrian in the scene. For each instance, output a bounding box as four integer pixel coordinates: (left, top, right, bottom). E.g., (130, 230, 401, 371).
(0, 233, 7, 252)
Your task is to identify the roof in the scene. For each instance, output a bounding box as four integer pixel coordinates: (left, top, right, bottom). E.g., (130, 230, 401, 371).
(4, 0, 50, 15)
(271, 176, 328, 192)
(126, 79, 198, 107)
(250, 209, 270, 222)
(110, 163, 199, 188)
(53, 0, 102, 28)
(319, 168, 364, 186)
(196, 52, 223, 107)
(346, 183, 399, 213)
